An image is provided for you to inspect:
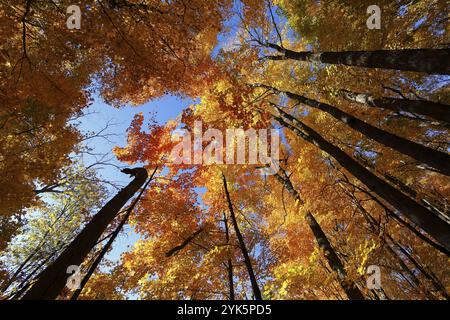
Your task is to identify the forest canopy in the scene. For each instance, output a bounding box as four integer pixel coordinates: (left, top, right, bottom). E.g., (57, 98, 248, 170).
(0, 0, 449, 301)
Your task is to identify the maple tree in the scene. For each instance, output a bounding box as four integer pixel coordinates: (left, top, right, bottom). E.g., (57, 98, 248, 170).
(0, 0, 449, 301)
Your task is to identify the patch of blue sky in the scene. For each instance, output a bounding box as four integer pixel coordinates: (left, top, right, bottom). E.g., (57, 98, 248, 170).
(398, 4, 409, 17)
(411, 16, 427, 31)
(77, 92, 193, 185)
(74, 92, 193, 270)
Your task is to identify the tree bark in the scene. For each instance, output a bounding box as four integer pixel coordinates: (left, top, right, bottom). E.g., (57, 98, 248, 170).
(345, 189, 438, 299)
(1, 230, 50, 294)
(9, 242, 64, 300)
(337, 171, 450, 257)
(165, 228, 204, 257)
(222, 174, 262, 300)
(223, 212, 235, 301)
(2, 203, 71, 294)
(264, 43, 450, 75)
(274, 170, 365, 300)
(21, 167, 148, 300)
(260, 84, 450, 176)
(271, 108, 450, 251)
(71, 167, 157, 300)
(339, 89, 450, 124)
(354, 155, 450, 226)
(388, 235, 449, 299)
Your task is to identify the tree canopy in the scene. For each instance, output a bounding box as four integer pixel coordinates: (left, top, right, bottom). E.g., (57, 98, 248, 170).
(0, 0, 449, 301)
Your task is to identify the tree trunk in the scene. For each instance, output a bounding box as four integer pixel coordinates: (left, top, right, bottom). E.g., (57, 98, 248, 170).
(346, 189, 437, 299)
(2, 203, 70, 294)
(222, 174, 262, 300)
(1, 230, 50, 294)
(339, 89, 450, 124)
(341, 174, 450, 257)
(265, 43, 450, 75)
(223, 212, 235, 301)
(260, 84, 450, 176)
(271, 108, 450, 251)
(354, 155, 450, 226)
(307, 212, 366, 299)
(388, 235, 449, 299)
(385, 242, 435, 298)
(71, 167, 157, 300)
(165, 228, 204, 257)
(9, 242, 64, 300)
(21, 167, 148, 300)
(274, 170, 365, 300)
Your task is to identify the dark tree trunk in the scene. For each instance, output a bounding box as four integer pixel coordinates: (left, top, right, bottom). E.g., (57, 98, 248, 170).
(306, 212, 366, 300)
(21, 167, 148, 300)
(339, 89, 450, 124)
(222, 174, 262, 300)
(223, 212, 235, 301)
(342, 173, 450, 257)
(274, 170, 365, 300)
(10, 242, 64, 300)
(2, 203, 71, 294)
(271, 108, 450, 251)
(388, 235, 449, 299)
(384, 241, 435, 298)
(70, 210, 131, 300)
(260, 84, 450, 176)
(354, 155, 450, 226)
(265, 43, 450, 75)
(71, 168, 157, 300)
(1, 230, 50, 294)
(165, 228, 204, 257)
(347, 191, 437, 299)
(341, 174, 450, 257)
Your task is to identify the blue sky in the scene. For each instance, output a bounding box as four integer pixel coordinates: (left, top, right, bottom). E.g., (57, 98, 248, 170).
(77, 94, 192, 262)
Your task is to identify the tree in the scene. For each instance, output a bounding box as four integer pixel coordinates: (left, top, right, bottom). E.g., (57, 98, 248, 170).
(1, 0, 449, 301)
(22, 167, 148, 300)
(223, 174, 262, 300)
(338, 89, 450, 124)
(0, 0, 232, 243)
(255, 83, 450, 176)
(262, 43, 449, 75)
(270, 105, 450, 251)
(274, 168, 365, 299)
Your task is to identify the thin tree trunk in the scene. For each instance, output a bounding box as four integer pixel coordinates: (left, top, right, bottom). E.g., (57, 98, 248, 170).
(307, 212, 366, 299)
(274, 170, 365, 300)
(264, 43, 450, 75)
(382, 173, 450, 224)
(9, 242, 64, 300)
(21, 167, 148, 300)
(387, 235, 449, 300)
(259, 84, 450, 176)
(223, 212, 235, 301)
(337, 165, 450, 257)
(354, 155, 450, 225)
(2, 203, 71, 294)
(270, 108, 450, 251)
(381, 174, 450, 224)
(165, 228, 204, 257)
(385, 242, 435, 298)
(1, 230, 50, 294)
(222, 174, 262, 300)
(346, 189, 437, 299)
(339, 89, 450, 124)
